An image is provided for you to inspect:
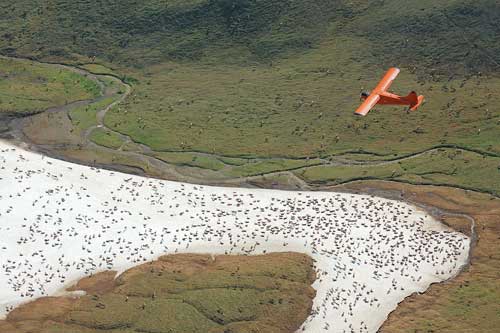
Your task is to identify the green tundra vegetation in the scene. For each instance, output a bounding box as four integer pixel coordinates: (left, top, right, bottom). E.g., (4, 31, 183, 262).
(298, 148, 500, 196)
(0, 253, 316, 333)
(89, 127, 125, 149)
(1, 0, 498, 194)
(68, 97, 116, 133)
(0, 57, 100, 115)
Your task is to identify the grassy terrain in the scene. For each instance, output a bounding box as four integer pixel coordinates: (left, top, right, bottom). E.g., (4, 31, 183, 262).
(0, 252, 316, 333)
(0, 0, 345, 66)
(0, 57, 100, 115)
(226, 158, 323, 177)
(153, 151, 323, 176)
(154, 151, 227, 171)
(1, 0, 500, 196)
(2, 0, 499, 156)
(102, 51, 500, 157)
(1, 0, 498, 73)
(79, 63, 119, 77)
(68, 97, 117, 133)
(298, 148, 500, 196)
(337, 181, 500, 333)
(89, 127, 125, 149)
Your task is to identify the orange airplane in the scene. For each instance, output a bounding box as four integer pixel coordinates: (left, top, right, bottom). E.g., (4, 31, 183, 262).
(355, 67, 424, 116)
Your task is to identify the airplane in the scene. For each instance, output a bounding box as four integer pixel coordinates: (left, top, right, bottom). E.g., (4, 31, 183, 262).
(355, 67, 424, 116)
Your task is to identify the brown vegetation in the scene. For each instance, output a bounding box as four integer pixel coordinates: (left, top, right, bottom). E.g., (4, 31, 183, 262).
(0, 252, 316, 333)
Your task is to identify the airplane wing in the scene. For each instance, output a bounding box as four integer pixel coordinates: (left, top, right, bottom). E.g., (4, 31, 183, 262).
(374, 67, 400, 93)
(354, 93, 380, 116)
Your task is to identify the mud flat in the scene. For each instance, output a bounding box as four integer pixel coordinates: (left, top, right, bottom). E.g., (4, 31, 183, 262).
(0, 140, 469, 332)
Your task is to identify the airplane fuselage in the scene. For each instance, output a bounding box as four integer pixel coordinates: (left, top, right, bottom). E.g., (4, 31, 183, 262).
(361, 91, 413, 105)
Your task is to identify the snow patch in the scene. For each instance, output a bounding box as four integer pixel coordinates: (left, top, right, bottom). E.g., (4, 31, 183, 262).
(0, 140, 469, 332)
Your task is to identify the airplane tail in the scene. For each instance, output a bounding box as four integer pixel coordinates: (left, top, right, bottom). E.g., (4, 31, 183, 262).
(405, 91, 419, 105)
(405, 91, 424, 111)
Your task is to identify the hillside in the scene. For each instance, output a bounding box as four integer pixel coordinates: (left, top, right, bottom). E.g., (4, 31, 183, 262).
(1, 0, 498, 73)
(2, 0, 500, 194)
(0, 0, 343, 66)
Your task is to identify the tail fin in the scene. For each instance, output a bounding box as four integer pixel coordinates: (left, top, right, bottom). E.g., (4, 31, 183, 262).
(409, 95, 425, 111)
(405, 91, 419, 105)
